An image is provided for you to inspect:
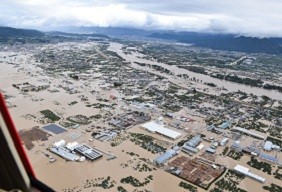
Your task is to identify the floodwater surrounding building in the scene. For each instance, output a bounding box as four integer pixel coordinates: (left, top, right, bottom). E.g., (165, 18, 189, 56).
(141, 121, 182, 140)
(233, 164, 266, 183)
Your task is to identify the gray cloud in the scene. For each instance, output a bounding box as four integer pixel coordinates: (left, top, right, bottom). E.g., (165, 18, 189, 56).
(0, 0, 282, 37)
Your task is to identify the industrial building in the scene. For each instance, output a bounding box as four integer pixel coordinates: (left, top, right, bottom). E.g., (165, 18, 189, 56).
(51, 140, 103, 162)
(169, 156, 225, 188)
(242, 146, 260, 155)
(196, 143, 205, 151)
(231, 141, 263, 156)
(259, 153, 279, 164)
(206, 148, 216, 154)
(263, 141, 280, 151)
(182, 145, 199, 153)
(186, 135, 202, 147)
(220, 138, 229, 146)
(65, 142, 79, 150)
(141, 121, 182, 140)
(109, 111, 151, 129)
(50, 140, 79, 161)
(182, 135, 202, 154)
(231, 141, 242, 152)
(53, 139, 66, 148)
(233, 164, 265, 183)
(154, 147, 179, 165)
(231, 127, 266, 140)
(74, 144, 103, 161)
(207, 125, 225, 134)
(50, 147, 80, 161)
(92, 130, 117, 141)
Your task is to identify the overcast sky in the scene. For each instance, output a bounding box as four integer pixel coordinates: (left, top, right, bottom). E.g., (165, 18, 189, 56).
(0, 0, 282, 37)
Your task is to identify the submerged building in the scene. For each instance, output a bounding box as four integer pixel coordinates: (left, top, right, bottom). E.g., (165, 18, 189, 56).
(220, 138, 229, 146)
(263, 141, 280, 151)
(74, 144, 103, 161)
(233, 164, 265, 183)
(259, 153, 279, 164)
(154, 147, 179, 165)
(50, 147, 80, 161)
(182, 135, 202, 154)
(231, 127, 266, 140)
(141, 121, 182, 140)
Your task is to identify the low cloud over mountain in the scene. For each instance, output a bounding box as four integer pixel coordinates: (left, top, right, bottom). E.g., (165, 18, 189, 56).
(1, 0, 282, 37)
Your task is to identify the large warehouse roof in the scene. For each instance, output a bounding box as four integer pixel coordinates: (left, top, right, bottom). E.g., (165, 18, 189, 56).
(50, 147, 79, 161)
(141, 121, 182, 140)
(232, 127, 266, 140)
(234, 164, 265, 183)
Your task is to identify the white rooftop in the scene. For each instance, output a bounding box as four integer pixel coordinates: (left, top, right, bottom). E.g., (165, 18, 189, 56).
(234, 164, 266, 183)
(141, 121, 182, 140)
(53, 139, 66, 148)
(66, 142, 79, 150)
(232, 127, 266, 139)
(234, 164, 250, 173)
(264, 141, 272, 151)
(264, 141, 280, 151)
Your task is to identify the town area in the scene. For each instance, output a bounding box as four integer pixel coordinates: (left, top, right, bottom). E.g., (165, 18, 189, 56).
(0, 34, 281, 192)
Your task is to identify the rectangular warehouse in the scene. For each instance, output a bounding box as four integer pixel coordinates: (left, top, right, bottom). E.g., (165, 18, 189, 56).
(141, 121, 182, 140)
(231, 127, 266, 140)
(74, 144, 102, 161)
(234, 164, 265, 183)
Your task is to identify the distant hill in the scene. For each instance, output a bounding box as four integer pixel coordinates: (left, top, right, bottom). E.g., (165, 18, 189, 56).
(62, 27, 282, 54)
(0, 26, 44, 38)
(47, 31, 109, 38)
(148, 32, 282, 54)
(60, 26, 160, 37)
(0, 26, 110, 43)
(1, 26, 282, 54)
(0, 26, 45, 43)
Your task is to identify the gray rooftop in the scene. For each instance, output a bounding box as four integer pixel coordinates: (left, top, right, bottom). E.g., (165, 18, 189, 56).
(154, 149, 175, 165)
(50, 147, 79, 161)
(43, 124, 67, 134)
(264, 141, 272, 151)
(182, 145, 199, 153)
(185, 135, 202, 147)
(259, 153, 278, 163)
(206, 148, 216, 153)
(74, 144, 102, 161)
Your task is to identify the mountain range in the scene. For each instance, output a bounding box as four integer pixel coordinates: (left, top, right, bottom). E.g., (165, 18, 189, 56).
(1, 26, 282, 54)
(148, 32, 282, 54)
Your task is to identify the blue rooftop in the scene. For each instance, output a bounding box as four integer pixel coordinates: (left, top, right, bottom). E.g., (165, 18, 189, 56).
(154, 149, 175, 165)
(185, 135, 202, 147)
(259, 153, 278, 163)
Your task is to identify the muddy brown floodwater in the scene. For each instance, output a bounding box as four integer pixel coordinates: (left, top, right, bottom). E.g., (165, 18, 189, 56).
(108, 43, 282, 101)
